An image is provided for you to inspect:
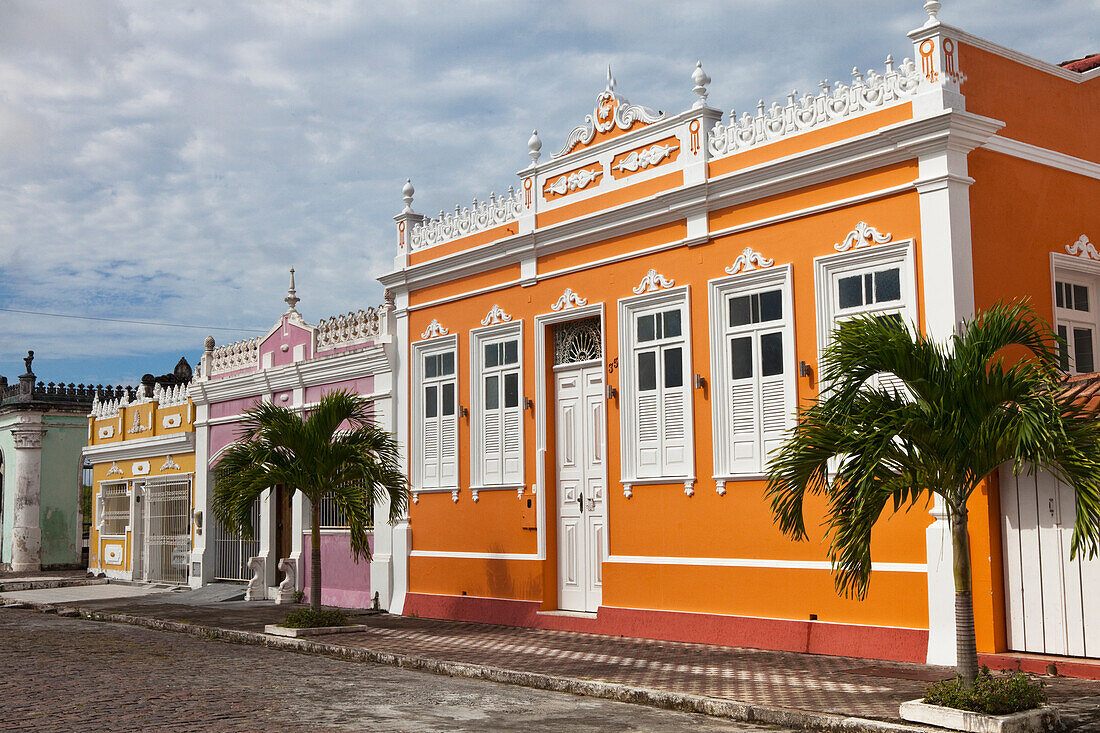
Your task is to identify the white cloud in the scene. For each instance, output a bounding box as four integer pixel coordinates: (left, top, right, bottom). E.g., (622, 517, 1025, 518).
(0, 0, 1096, 382)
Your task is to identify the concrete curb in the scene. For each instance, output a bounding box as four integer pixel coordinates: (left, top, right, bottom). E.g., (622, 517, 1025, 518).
(0, 578, 107, 593)
(21, 602, 937, 733)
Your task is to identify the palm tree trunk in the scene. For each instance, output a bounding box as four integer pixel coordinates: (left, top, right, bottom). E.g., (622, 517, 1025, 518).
(951, 503, 979, 685)
(311, 503, 322, 613)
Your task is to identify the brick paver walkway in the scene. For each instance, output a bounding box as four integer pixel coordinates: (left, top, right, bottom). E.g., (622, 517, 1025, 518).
(0, 609, 781, 732)
(65, 592, 1100, 727)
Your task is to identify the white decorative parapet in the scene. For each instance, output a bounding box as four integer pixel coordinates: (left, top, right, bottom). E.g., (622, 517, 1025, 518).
(410, 188, 522, 252)
(708, 56, 922, 158)
(91, 394, 124, 419)
(152, 381, 190, 407)
(208, 336, 260, 375)
(316, 306, 382, 350)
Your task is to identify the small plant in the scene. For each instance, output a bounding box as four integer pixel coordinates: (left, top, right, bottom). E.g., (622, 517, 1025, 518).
(283, 608, 348, 629)
(293, 590, 304, 604)
(924, 667, 1047, 715)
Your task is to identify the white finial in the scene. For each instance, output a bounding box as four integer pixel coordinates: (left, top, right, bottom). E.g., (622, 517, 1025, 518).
(284, 267, 300, 312)
(527, 130, 542, 167)
(401, 178, 415, 214)
(692, 61, 711, 108)
(606, 64, 616, 92)
(923, 0, 942, 26)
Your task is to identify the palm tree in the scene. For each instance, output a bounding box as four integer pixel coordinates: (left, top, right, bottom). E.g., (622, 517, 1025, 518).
(765, 302, 1100, 684)
(212, 390, 408, 612)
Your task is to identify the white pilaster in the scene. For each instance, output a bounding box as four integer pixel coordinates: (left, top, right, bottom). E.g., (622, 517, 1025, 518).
(190, 401, 210, 588)
(10, 420, 45, 573)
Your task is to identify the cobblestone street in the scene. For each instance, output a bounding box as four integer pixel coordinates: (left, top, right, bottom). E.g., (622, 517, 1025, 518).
(0, 609, 785, 732)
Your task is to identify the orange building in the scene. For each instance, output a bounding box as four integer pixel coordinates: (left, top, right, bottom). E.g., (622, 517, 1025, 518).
(379, 6, 1100, 667)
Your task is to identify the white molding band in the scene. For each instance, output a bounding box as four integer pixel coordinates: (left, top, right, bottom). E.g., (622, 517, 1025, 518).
(82, 432, 196, 463)
(981, 135, 1100, 181)
(410, 550, 540, 561)
(606, 554, 926, 572)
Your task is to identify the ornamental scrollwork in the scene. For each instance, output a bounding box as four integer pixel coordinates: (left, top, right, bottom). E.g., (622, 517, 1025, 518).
(1066, 235, 1100, 261)
(724, 247, 775, 275)
(553, 70, 663, 159)
(480, 305, 514, 326)
(420, 319, 450, 339)
(551, 288, 589, 312)
(834, 221, 892, 252)
(632, 269, 675, 295)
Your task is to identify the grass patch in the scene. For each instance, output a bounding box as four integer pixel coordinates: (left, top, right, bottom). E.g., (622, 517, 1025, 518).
(282, 608, 348, 629)
(924, 667, 1047, 715)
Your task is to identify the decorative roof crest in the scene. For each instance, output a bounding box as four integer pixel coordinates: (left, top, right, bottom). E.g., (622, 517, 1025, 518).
(553, 65, 663, 159)
(420, 319, 450, 339)
(1066, 235, 1100, 261)
(551, 288, 588, 312)
(632, 269, 675, 294)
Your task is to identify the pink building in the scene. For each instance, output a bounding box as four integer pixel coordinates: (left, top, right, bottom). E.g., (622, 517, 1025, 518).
(189, 272, 408, 610)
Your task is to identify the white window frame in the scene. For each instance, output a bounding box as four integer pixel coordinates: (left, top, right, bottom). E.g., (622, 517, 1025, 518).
(708, 264, 796, 483)
(814, 239, 918, 392)
(1051, 252, 1100, 375)
(411, 334, 459, 494)
(617, 285, 695, 492)
(97, 479, 131, 537)
(469, 320, 525, 490)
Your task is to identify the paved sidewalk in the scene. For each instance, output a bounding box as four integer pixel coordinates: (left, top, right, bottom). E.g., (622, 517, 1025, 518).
(12, 588, 1100, 731)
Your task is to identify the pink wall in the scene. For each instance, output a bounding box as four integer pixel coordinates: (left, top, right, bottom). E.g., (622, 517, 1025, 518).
(260, 315, 313, 368)
(210, 396, 260, 420)
(301, 532, 374, 609)
(210, 422, 246, 458)
(305, 375, 374, 403)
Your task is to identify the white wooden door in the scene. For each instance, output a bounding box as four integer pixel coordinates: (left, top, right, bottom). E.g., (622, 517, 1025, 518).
(1000, 465, 1100, 657)
(555, 364, 606, 612)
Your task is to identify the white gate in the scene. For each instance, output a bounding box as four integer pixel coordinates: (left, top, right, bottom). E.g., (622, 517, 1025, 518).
(999, 465, 1100, 657)
(212, 499, 261, 581)
(141, 476, 192, 585)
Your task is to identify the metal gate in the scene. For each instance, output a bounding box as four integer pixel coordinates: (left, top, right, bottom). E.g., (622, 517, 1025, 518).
(213, 499, 261, 581)
(141, 476, 192, 585)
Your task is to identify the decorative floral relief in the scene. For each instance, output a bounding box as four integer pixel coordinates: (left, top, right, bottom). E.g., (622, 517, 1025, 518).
(551, 288, 589, 312)
(480, 305, 514, 326)
(128, 410, 151, 434)
(420, 319, 450, 339)
(632, 269, 675, 295)
(709, 56, 922, 158)
(162, 414, 182, 429)
(614, 143, 679, 173)
(98, 426, 114, 439)
(160, 455, 181, 471)
(544, 167, 603, 197)
(1066, 235, 1099, 261)
(553, 72, 663, 159)
(106, 462, 123, 476)
(834, 221, 892, 252)
(725, 247, 775, 275)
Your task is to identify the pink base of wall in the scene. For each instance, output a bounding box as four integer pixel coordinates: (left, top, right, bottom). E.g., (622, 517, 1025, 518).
(403, 592, 929, 664)
(301, 532, 372, 609)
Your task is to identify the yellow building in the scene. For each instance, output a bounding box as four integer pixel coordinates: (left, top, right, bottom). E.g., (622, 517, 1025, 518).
(83, 364, 195, 584)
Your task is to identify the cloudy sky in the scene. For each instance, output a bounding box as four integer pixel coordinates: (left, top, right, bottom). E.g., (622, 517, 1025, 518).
(0, 0, 1096, 386)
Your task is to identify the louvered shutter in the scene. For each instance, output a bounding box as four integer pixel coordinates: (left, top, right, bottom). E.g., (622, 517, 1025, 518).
(636, 345, 661, 478)
(661, 375, 690, 476)
(483, 406, 501, 484)
(729, 379, 758, 473)
(760, 373, 788, 468)
(440, 392, 457, 486)
(423, 417, 440, 486)
(503, 404, 522, 484)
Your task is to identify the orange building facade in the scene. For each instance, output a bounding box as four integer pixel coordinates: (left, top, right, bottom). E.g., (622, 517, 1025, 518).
(379, 9, 1100, 666)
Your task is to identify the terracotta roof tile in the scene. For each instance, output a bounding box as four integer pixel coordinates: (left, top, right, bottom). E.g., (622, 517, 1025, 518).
(1059, 53, 1100, 73)
(1062, 372, 1100, 414)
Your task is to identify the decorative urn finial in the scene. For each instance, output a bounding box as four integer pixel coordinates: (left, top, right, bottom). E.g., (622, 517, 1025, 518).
(401, 178, 415, 214)
(204, 335, 215, 350)
(527, 130, 542, 167)
(692, 61, 711, 108)
(923, 0, 942, 26)
(284, 267, 300, 312)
